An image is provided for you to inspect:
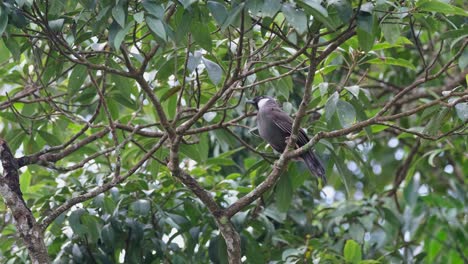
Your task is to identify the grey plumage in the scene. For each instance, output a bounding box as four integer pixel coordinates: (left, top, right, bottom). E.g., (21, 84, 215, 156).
(247, 96, 326, 183)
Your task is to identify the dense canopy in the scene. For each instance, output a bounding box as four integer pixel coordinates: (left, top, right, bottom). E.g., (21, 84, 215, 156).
(0, 0, 466, 263)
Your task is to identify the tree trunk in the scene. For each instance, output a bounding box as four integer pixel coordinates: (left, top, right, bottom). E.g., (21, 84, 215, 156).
(0, 139, 49, 263)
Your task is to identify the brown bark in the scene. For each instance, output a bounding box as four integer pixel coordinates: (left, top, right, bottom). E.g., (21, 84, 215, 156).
(0, 139, 49, 264)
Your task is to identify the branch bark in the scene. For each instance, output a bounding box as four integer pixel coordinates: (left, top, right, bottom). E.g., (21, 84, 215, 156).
(0, 139, 49, 264)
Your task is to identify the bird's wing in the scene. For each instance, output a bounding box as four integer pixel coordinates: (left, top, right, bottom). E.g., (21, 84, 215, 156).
(270, 108, 310, 147)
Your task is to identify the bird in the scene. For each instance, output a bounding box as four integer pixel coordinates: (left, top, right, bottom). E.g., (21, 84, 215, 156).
(246, 96, 326, 183)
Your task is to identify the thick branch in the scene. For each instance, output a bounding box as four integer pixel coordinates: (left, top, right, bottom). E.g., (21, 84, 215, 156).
(0, 139, 49, 264)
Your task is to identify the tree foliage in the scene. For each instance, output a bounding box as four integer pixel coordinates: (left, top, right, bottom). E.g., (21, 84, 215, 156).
(0, 0, 466, 263)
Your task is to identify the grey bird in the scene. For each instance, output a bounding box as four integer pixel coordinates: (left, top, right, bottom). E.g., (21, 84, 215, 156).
(247, 96, 326, 183)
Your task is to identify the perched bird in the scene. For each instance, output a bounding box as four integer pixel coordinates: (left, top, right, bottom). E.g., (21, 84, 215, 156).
(247, 96, 326, 183)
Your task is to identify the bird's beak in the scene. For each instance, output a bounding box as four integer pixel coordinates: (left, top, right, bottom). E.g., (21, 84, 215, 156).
(246, 99, 255, 105)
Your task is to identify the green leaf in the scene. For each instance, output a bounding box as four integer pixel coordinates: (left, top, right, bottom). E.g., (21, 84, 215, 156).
(0, 6, 9, 37)
(146, 16, 167, 41)
(274, 75, 292, 100)
(198, 132, 209, 163)
(336, 100, 355, 128)
(202, 58, 223, 85)
(275, 174, 293, 212)
(440, 27, 468, 40)
(4, 37, 21, 61)
(112, 92, 138, 110)
(325, 91, 339, 121)
(367, 57, 416, 70)
(80, 214, 101, 242)
(455, 102, 468, 121)
(299, 0, 334, 30)
(221, 3, 245, 31)
(69, 208, 87, 236)
(108, 20, 132, 50)
(131, 199, 151, 216)
(357, 28, 374, 52)
(459, 48, 468, 71)
(101, 224, 115, 247)
(181, 0, 197, 9)
(417, 0, 468, 17)
(357, 12, 373, 34)
(281, 3, 308, 35)
(207, 1, 228, 25)
(48, 18, 64, 32)
(141, 0, 165, 18)
(403, 176, 418, 206)
(209, 235, 228, 264)
(356, 11, 374, 51)
(328, 0, 352, 23)
(191, 22, 212, 52)
(301, 0, 327, 17)
(68, 65, 88, 95)
(0, 39, 10, 63)
(343, 239, 362, 264)
(19, 169, 31, 194)
(38, 131, 62, 146)
(262, 0, 282, 17)
(381, 22, 400, 44)
(112, 3, 126, 27)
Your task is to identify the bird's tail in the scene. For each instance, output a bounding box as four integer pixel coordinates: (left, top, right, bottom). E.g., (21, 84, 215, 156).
(302, 151, 326, 184)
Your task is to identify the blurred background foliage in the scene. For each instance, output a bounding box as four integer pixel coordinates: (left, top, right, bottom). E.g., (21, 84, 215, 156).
(0, 0, 467, 263)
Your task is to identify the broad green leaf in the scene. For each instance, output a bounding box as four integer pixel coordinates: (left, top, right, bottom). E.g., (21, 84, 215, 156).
(69, 208, 87, 236)
(131, 199, 151, 216)
(357, 12, 373, 34)
(101, 224, 115, 246)
(19, 169, 31, 194)
(325, 92, 339, 121)
(381, 22, 400, 44)
(202, 58, 223, 85)
(417, 0, 468, 17)
(356, 12, 374, 51)
(187, 51, 202, 72)
(459, 48, 468, 71)
(281, 4, 308, 35)
(344, 85, 360, 98)
(455, 102, 468, 121)
(134, 11, 144, 23)
(221, 3, 245, 31)
(262, 0, 281, 17)
(0, 6, 9, 37)
(329, 0, 352, 23)
(191, 22, 212, 52)
(209, 235, 228, 264)
(275, 174, 293, 212)
(112, 3, 126, 27)
(247, 0, 263, 16)
(4, 37, 21, 61)
(357, 28, 374, 52)
(0, 39, 10, 63)
(146, 16, 167, 41)
(108, 20, 132, 50)
(336, 100, 355, 128)
(440, 27, 468, 40)
(299, 0, 335, 30)
(80, 214, 101, 242)
(403, 176, 418, 206)
(343, 239, 362, 264)
(180, 0, 197, 9)
(366, 57, 416, 70)
(48, 18, 64, 32)
(207, 1, 228, 25)
(68, 65, 88, 95)
(141, 0, 165, 18)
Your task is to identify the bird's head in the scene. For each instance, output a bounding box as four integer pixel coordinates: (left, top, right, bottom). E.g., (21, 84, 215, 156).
(246, 96, 276, 110)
